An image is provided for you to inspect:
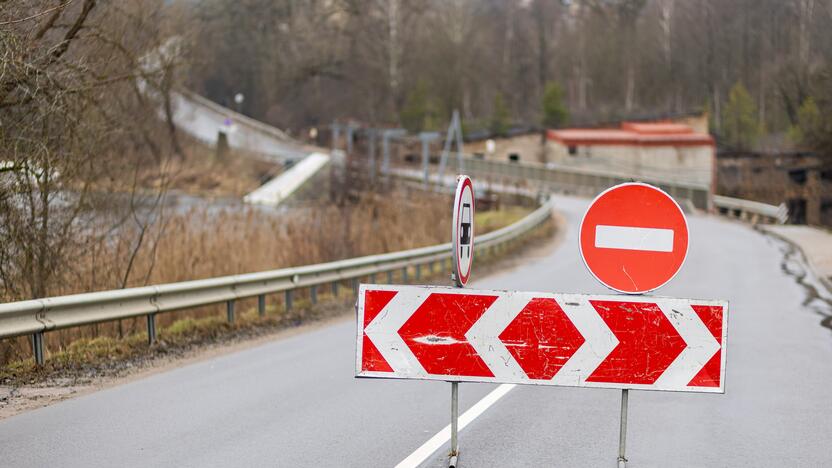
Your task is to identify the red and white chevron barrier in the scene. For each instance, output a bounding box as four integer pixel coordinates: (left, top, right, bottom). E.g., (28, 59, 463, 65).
(356, 284, 728, 393)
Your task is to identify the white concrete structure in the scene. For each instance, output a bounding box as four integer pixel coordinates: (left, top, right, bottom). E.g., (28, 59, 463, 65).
(547, 122, 715, 188)
(243, 153, 331, 206)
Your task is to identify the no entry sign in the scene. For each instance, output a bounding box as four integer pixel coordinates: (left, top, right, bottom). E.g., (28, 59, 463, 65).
(356, 284, 727, 393)
(580, 183, 689, 294)
(452, 176, 474, 286)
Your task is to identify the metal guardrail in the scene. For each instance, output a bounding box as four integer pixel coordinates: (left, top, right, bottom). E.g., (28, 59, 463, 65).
(712, 195, 788, 224)
(0, 197, 555, 364)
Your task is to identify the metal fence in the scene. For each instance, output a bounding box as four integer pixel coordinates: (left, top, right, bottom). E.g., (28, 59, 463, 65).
(0, 197, 555, 364)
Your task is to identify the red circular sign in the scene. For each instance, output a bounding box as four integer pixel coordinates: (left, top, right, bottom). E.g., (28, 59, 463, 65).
(579, 183, 688, 294)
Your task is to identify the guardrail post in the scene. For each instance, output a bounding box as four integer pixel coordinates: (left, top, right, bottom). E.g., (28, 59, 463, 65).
(352, 279, 359, 297)
(31, 332, 44, 366)
(387, 270, 393, 284)
(258, 295, 266, 317)
(310, 286, 318, 305)
(147, 314, 157, 345)
(332, 281, 339, 297)
(227, 300, 235, 324)
(402, 267, 409, 283)
(285, 290, 293, 312)
(370, 274, 377, 284)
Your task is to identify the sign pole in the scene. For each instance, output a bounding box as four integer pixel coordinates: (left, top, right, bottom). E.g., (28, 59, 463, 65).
(450, 381, 459, 466)
(579, 183, 692, 467)
(449, 175, 474, 467)
(618, 389, 629, 468)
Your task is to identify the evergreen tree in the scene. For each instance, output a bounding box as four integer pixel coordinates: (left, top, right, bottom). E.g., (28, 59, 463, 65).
(490, 93, 510, 137)
(400, 81, 437, 133)
(541, 81, 569, 129)
(722, 82, 762, 150)
(788, 98, 821, 146)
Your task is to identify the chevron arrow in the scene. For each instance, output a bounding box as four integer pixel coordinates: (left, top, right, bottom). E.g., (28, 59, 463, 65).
(357, 285, 727, 394)
(398, 292, 497, 377)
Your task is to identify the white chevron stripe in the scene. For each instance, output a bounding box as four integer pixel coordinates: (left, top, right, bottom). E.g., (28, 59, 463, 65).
(552, 294, 619, 386)
(653, 303, 721, 389)
(364, 288, 429, 377)
(465, 292, 529, 380)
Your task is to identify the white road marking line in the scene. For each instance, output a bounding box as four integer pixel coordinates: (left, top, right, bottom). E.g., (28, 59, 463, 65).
(594, 225, 674, 252)
(394, 384, 516, 468)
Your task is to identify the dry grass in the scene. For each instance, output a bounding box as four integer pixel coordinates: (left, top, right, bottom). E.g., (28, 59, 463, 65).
(0, 215, 552, 385)
(475, 206, 531, 233)
(141, 141, 280, 198)
(1, 186, 530, 366)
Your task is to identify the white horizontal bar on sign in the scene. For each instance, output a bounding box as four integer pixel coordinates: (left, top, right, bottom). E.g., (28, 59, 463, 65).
(594, 225, 674, 252)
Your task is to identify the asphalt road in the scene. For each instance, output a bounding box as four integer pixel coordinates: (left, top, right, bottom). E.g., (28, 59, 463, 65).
(1, 195, 831, 467)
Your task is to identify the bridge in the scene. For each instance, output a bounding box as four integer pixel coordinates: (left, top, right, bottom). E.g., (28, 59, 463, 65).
(0, 93, 830, 468)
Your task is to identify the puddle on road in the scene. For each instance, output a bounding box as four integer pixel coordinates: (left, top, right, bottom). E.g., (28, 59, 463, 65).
(769, 235, 832, 333)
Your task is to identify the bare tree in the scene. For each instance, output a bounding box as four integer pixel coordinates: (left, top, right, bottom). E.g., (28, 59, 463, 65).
(0, 1, 181, 301)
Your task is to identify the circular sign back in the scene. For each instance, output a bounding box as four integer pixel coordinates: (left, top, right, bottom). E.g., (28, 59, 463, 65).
(579, 182, 689, 294)
(452, 175, 475, 287)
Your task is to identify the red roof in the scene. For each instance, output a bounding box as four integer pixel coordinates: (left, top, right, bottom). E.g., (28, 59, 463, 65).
(548, 121, 714, 147)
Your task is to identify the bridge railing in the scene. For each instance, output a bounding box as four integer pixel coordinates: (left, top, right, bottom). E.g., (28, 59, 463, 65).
(0, 197, 555, 364)
(443, 156, 712, 211)
(712, 195, 788, 224)
(436, 156, 786, 224)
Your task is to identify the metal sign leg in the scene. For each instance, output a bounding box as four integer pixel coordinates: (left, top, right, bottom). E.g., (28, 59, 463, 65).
(618, 389, 629, 468)
(450, 381, 459, 467)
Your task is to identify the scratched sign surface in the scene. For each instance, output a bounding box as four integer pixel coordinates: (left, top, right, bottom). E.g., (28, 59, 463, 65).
(356, 284, 728, 393)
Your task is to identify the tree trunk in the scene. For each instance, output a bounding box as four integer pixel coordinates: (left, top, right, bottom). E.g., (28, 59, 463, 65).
(387, 0, 400, 117)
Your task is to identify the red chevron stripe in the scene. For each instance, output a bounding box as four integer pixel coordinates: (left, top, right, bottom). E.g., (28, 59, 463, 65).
(587, 300, 686, 385)
(398, 293, 497, 377)
(499, 298, 585, 380)
(361, 290, 397, 372)
(688, 305, 724, 387)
